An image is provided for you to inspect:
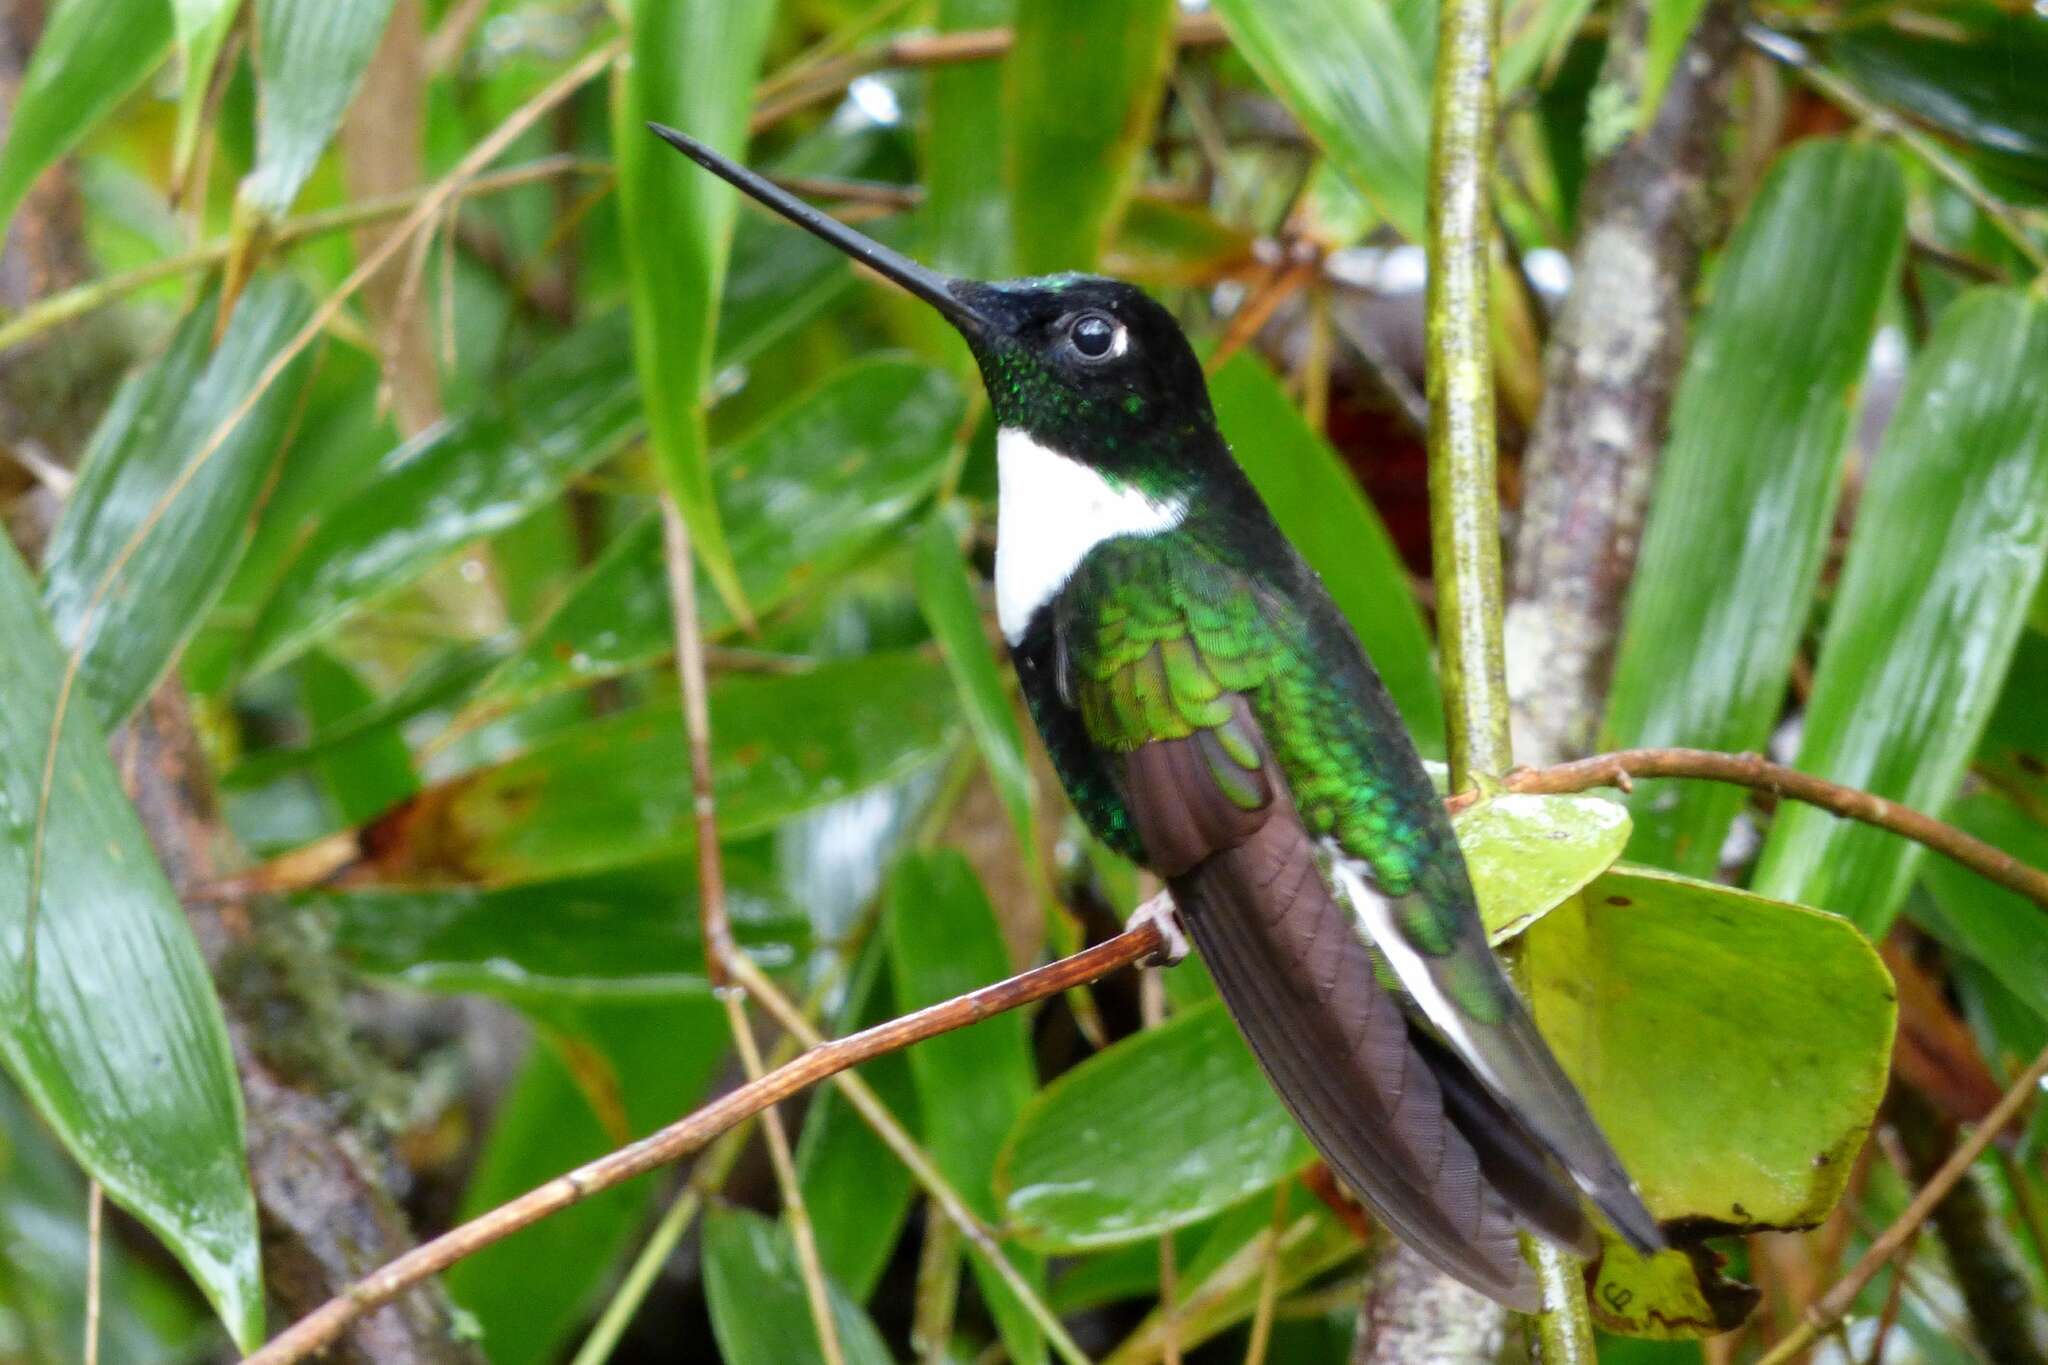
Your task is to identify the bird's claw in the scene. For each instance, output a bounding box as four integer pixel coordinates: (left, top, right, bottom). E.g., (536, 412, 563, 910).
(1126, 894, 1189, 968)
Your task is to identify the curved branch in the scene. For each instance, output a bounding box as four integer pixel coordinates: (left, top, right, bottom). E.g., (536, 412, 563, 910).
(241, 918, 1164, 1365)
(1469, 748, 2048, 911)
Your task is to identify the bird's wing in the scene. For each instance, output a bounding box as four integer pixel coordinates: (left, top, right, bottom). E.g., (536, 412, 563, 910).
(1054, 538, 1602, 1309)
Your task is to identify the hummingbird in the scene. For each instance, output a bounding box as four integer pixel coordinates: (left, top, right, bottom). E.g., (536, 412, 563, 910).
(651, 124, 1661, 1308)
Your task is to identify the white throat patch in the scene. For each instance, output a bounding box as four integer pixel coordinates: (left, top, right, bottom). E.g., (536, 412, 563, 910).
(994, 427, 1186, 643)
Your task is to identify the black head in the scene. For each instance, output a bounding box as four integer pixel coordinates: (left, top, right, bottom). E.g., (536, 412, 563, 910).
(648, 124, 1223, 492)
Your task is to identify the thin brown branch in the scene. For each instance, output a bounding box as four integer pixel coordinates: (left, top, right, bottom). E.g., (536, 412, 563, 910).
(1756, 1038, 2048, 1365)
(747, 11, 1226, 132)
(659, 498, 734, 987)
(1471, 748, 2048, 911)
(241, 923, 1160, 1365)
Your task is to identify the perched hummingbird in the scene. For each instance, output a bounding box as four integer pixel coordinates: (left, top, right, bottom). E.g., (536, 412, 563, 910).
(652, 124, 1661, 1308)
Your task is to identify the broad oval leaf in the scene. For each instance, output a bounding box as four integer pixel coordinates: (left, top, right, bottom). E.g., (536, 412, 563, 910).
(0, 539, 260, 1349)
(239, 0, 400, 217)
(478, 357, 964, 711)
(1751, 288, 2048, 934)
(243, 314, 640, 675)
(703, 1207, 895, 1365)
(1457, 791, 1631, 941)
(998, 1001, 1312, 1251)
(1210, 352, 1442, 752)
(1603, 140, 1905, 876)
(1210, 0, 1430, 241)
(1006, 0, 1176, 273)
(0, 0, 171, 236)
(43, 276, 315, 728)
(356, 650, 961, 885)
(1526, 867, 1895, 1336)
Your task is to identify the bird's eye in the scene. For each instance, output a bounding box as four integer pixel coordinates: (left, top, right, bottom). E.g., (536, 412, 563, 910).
(1070, 312, 1121, 361)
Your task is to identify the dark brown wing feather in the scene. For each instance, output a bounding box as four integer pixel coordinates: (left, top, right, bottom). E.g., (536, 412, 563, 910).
(1116, 706, 1590, 1311)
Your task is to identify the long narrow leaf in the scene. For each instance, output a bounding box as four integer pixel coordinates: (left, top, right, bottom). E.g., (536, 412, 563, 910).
(1751, 289, 2048, 933)
(1602, 140, 1905, 875)
(42, 277, 314, 727)
(239, 0, 399, 217)
(612, 0, 774, 622)
(0, 539, 260, 1350)
(703, 1207, 894, 1365)
(1006, 0, 1176, 273)
(169, 0, 240, 181)
(0, 0, 171, 235)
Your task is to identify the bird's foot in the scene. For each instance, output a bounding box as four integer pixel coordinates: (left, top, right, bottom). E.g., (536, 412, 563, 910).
(1126, 894, 1189, 968)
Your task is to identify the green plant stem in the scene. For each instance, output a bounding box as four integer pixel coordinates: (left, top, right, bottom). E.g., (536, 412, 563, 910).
(1425, 0, 1595, 1357)
(0, 157, 608, 354)
(1427, 0, 1512, 791)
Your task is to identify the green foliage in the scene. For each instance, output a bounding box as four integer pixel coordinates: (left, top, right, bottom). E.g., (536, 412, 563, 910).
(4, 0, 2045, 1357)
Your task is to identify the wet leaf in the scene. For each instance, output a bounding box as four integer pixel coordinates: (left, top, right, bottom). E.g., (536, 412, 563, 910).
(998, 1001, 1312, 1251)
(1210, 353, 1442, 753)
(315, 844, 808, 1004)
(1751, 289, 2048, 935)
(613, 0, 774, 622)
(888, 852, 1046, 1363)
(1457, 791, 1631, 941)
(0, 0, 170, 236)
(243, 315, 639, 675)
(0, 538, 260, 1350)
(448, 999, 729, 1365)
(1826, 7, 2048, 191)
(1603, 140, 1905, 876)
(240, 0, 399, 217)
(168, 0, 238, 180)
(479, 358, 962, 711)
(1915, 795, 2048, 1026)
(1211, 0, 1430, 241)
(42, 277, 315, 728)
(292, 649, 418, 830)
(1525, 867, 1894, 1335)
(703, 1207, 895, 1365)
(926, 0, 1013, 280)
(1006, 0, 1176, 272)
(360, 650, 960, 885)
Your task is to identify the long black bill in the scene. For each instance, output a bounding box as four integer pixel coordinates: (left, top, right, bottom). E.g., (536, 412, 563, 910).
(647, 123, 993, 338)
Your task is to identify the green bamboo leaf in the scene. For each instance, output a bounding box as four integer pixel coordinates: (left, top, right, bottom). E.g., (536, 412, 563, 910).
(0, 0, 171, 237)
(360, 651, 960, 885)
(0, 538, 261, 1350)
(1209, 352, 1443, 752)
(447, 999, 729, 1365)
(239, 0, 398, 217)
(243, 315, 640, 675)
(1603, 140, 1905, 876)
(1006, 0, 1176, 273)
(1210, 0, 1431, 241)
(795, 936, 919, 1302)
(1751, 289, 2048, 934)
(998, 1001, 1311, 1251)
(1640, 0, 1711, 132)
(169, 0, 240, 182)
(612, 0, 775, 624)
(1525, 867, 1895, 1337)
(1825, 6, 2048, 191)
(927, 0, 1013, 279)
(1916, 796, 2048, 1034)
(703, 1207, 895, 1365)
(887, 851, 1047, 1364)
(292, 650, 418, 829)
(315, 845, 807, 1004)
(41, 276, 314, 728)
(479, 357, 963, 711)
(915, 510, 1038, 864)
(1500, 0, 1598, 94)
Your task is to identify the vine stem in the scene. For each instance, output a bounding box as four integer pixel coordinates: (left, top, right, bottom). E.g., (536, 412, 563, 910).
(1423, 0, 1595, 1355)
